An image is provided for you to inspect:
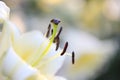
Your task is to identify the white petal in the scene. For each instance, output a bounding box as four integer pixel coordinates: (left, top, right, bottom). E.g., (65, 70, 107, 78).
(47, 75, 67, 80)
(60, 28, 117, 80)
(5, 21, 20, 41)
(26, 73, 48, 80)
(52, 76, 67, 80)
(0, 21, 20, 58)
(13, 30, 65, 75)
(37, 44, 65, 75)
(0, 47, 38, 80)
(13, 31, 46, 60)
(0, 1, 10, 23)
(0, 23, 11, 58)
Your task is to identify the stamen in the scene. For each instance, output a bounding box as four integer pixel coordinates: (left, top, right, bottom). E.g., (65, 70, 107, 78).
(51, 19, 61, 25)
(55, 37, 60, 51)
(27, 19, 75, 67)
(53, 27, 62, 50)
(53, 27, 62, 43)
(56, 27, 62, 38)
(46, 24, 51, 37)
(32, 19, 59, 66)
(61, 42, 68, 56)
(72, 51, 75, 64)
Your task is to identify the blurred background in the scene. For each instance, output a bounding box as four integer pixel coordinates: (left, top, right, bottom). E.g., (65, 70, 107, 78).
(1, 0, 120, 80)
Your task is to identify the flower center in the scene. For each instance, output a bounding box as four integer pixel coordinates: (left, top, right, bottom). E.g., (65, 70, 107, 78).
(26, 19, 75, 67)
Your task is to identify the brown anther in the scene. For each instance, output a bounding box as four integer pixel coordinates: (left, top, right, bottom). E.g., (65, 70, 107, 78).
(53, 27, 62, 43)
(55, 37, 60, 51)
(46, 24, 51, 37)
(56, 27, 62, 38)
(61, 42, 68, 56)
(72, 51, 75, 64)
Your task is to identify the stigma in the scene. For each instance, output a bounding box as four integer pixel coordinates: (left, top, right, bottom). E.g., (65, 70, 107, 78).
(51, 19, 61, 25)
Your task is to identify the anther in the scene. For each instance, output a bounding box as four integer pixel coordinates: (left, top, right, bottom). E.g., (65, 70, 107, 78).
(53, 27, 62, 43)
(72, 51, 75, 64)
(46, 24, 51, 37)
(55, 37, 60, 51)
(61, 42, 68, 56)
(56, 27, 62, 38)
(51, 19, 61, 25)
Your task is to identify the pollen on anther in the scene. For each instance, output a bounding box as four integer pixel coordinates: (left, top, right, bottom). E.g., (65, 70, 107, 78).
(72, 51, 75, 64)
(61, 42, 68, 56)
(51, 19, 61, 25)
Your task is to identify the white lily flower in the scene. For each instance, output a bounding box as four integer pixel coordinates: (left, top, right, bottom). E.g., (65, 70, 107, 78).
(0, 1, 72, 80)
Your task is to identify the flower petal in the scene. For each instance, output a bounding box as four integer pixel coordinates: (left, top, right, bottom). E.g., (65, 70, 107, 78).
(0, 47, 38, 80)
(0, 21, 20, 58)
(0, 22, 11, 58)
(26, 73, 48, 80)
(13, 31, 46, 60)
(37, 44, 65, 75)
(0, 1, 10, 23)
(4, 21, 20, 42)
(47, 75, 67, 80)
(13, 30, 65, 75)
